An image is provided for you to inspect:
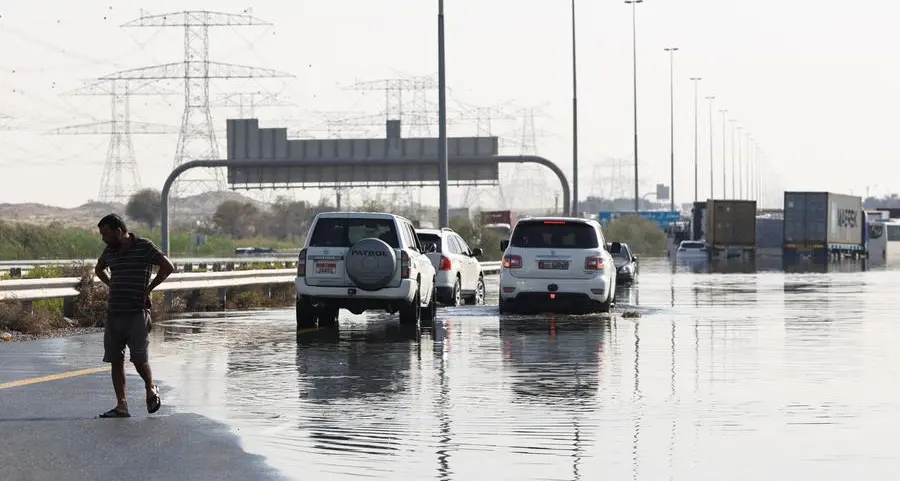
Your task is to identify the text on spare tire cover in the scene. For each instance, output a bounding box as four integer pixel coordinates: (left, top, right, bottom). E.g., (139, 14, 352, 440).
(351, 249, 388, 257)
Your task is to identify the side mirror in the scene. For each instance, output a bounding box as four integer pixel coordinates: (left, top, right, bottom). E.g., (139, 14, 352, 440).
(471, 247, 484, 258)
(500, 240, 510, 251)
(632, 255, 638, 262)
(609, 242, 622, 254)
(425, 243, 437, 253)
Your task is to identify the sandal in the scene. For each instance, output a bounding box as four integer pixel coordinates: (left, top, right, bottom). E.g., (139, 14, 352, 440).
(147, 385, 161, 414)
(99, 407, 131, 418)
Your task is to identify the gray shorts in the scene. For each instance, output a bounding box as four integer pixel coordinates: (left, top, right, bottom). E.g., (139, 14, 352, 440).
(103, 309, 152, 364)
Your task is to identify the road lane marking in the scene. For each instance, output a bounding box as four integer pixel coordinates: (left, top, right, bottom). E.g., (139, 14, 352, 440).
(0, 367, 107, 390)
(2, 329, 324, 391)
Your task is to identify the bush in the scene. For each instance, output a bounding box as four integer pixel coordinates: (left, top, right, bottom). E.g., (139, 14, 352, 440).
(0, 220, 297, 261)
(603, 216, 667, 256)
(0, 301, 65, 335)
(449, 217, 505, 262)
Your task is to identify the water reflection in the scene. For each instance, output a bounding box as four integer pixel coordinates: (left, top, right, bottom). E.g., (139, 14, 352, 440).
(118, 261, 900, 480)
(294, 323, 416, 402)
(498, 316, 606, 404)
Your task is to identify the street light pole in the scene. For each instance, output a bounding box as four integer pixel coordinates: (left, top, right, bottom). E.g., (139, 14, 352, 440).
(719, 109, 727, 197)
(664, 47, 678, 211)
(729, 119, 737, 199)
(626, 0, 643, 212)
(437, 0, 449, 227)
(690, 77, 702, 203)
(736, 126, 743, 199)
(705, 95, 715, 199)
(571, 0, 579, 217)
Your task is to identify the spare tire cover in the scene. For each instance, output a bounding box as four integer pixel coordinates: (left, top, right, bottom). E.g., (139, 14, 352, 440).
(345, 237, 398, 291)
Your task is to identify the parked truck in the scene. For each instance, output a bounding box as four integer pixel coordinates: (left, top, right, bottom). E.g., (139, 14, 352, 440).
(691, 201, 707, 241)
(480, 210, 517, 239)
(782, 191, 865, 260)
(705, 199, 757, 257)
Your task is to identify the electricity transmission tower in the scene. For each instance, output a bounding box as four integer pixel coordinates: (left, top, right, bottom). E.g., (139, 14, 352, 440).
(346, 76, 438, 137)
(48, 78, 179, 204)
(110, 10, 295, 199)
(212, 91, 293, 119)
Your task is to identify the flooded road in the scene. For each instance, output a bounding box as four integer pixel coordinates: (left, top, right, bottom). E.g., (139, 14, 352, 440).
(147, 257, 900, 480)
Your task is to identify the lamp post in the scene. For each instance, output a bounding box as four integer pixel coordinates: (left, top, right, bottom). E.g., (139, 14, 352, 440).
(437, 0, 449, 227)
(626, 0, 643, 212)
(729, 119, 737, 199)
(664, 47, 678, 211)
(705, 95, 715, 200)
(719, 109, 727, 197)
(571, 0, 579, 216)
(690, 77, 702, 202)
(736, 126, 743, 199)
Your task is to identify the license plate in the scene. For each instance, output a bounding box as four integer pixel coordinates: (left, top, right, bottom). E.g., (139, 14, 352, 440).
(539, 260, 569, 270)
(316, 262, 336, 274)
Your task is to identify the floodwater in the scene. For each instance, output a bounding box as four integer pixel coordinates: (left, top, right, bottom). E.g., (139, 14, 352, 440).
(147, 256, 900, 480)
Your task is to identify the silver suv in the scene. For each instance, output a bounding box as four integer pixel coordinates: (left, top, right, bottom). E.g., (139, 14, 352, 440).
(415, 227, 486, 306)
(294, 212, 437, 329)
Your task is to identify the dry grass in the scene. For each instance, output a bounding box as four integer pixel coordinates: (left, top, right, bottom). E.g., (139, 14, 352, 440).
(2, 263, 295, 336)
(0, 302, 66, 335)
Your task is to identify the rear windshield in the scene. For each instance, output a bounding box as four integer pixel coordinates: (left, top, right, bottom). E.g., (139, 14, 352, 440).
(416, 233, 441, 253)
(681, 241, 704, 249)
(510, 221, 599, 249)
(309, 218, 400, 248)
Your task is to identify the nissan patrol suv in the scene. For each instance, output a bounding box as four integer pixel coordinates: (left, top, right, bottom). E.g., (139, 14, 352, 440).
(294, 212, 437, 329)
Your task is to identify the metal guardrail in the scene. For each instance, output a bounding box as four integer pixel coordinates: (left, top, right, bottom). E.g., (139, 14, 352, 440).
(0, 262, 502, 302)
(0, 255, 297, 269)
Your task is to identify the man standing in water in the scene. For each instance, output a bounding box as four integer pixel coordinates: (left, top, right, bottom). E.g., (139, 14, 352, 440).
(94, 214, 174, 418)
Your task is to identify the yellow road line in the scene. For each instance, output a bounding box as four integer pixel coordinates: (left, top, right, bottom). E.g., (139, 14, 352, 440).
(0, 367, 107, 390)
(1, 329, 324, 390)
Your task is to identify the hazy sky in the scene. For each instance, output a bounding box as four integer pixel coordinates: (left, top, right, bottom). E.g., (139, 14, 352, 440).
(1, 0, 896, 210)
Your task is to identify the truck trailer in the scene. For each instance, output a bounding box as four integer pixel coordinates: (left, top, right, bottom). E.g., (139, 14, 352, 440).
(704, 199, 757, 258)
(782, 191, 865, 260)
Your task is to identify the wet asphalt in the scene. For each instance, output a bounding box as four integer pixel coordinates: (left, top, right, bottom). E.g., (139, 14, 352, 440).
(3, 256, 899, 480)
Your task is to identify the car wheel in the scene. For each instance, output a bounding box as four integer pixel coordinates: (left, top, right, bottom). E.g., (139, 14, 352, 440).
(596, 282, 613, 313)
(465, 275, 485, 305)
(399, 288, 421, 327)
(318, 306, 339, 328)
(421, 281, 437, 325)
(451, 277, 462, 307)
(296, 297, 317, 329)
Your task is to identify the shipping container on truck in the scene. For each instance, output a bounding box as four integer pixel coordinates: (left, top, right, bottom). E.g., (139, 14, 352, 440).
(756, 216, 784, 251)
(782, 191, 864, 258)
(705, 199, 757, 249)
(480, 210, 517, 226)
(691, 201, 707, 241)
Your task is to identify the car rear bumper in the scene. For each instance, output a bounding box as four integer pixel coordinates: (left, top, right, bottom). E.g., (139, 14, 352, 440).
(295, 277, 417, 303)
(498, 272, 611, 311)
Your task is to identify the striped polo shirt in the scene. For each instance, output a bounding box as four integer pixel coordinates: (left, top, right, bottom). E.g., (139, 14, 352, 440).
(102, 234, 163, 313)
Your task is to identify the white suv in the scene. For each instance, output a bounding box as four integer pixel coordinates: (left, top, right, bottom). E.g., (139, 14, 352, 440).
(294, 212, 437, 329)
(498, 217, 616, 314)
(415, 227, 486, 306)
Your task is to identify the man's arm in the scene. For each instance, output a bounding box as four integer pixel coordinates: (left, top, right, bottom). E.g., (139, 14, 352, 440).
(147, 252, 175, 293)
(94, 254, 110, 286)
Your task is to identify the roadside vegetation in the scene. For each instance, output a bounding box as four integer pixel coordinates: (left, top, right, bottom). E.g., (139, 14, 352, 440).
(603, 216, 667, 256)
(1, 263, 295, 337)
(1, 189, 515, 337)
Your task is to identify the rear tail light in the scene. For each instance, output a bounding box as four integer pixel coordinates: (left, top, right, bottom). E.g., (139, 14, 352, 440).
(297, 248, 307, 277)
(503, 254, 522, 269)
(439, 255, 452, 271)
(585, 256, 604, 270)
(401, 251, 410, 278)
